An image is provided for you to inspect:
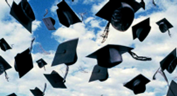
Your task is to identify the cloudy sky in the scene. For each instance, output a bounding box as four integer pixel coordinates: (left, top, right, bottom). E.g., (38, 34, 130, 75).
(0, 0, 177, 96)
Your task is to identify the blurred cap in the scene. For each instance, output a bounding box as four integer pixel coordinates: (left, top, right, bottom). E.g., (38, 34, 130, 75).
(36, 58, 47, 68)
(44, 70, 66, 88)
(0, 38, 12, 51)
(14, 48, 33, 78)
(132, 18, 151, 42)
(124, 74, 150, 94)
(167, 80, 177, 96)
(89, 65, 108, 82)
(43, 17, 56, 30)
(7, 93, 17, 96)
(0, 56, 11, 75)
(156, 18, 173, 33)
(30, 87, 43, 96)
(52, 38, 78, 66)
(56, 0, 81, 27)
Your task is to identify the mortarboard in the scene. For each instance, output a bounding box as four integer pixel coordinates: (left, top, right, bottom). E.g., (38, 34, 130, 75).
(43, 9, 56, 30)
(96, 0, 144, 43)
(160, 48, 177, 73)
(56, 0, 81, 27)
(30, 83, 47, 96)
(52, 38, 78, 66)
(86, 44, 151, 68)
(167, 80, 177, 96)
(0, 56, 11, 81)
(0, 38, 12, 51)
(14, 48, 33, 78)
(8, 0, 35, 33)
(44, 70, 66, 88)
(124, 74, 150, 94)
(36, 58, 47, 69)
(156, 18, 173, 36)
(7, 93, 17, 96)
(89, 65, 108, 82)
(132, 18, 151, 42)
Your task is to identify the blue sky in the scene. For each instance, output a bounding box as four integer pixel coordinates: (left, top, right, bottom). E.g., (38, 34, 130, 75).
(0, 0, 177, 96)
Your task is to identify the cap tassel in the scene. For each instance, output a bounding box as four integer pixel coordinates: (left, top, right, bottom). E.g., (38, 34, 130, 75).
(63, 65, 69, 83)
(43, 83, 47, 95)
(5, 0, 10, 7)
(43, 66, 46, 71)
(43, 9, 48, 18)
(168, 29, 171, 37)
(101, 22, 110, 43)
(128, 51, 152, 61)
(4, 71, 9, 82)
(152, 0, 156, 6)
(153, 67, 169, 86)
(29, 38, 35, 53)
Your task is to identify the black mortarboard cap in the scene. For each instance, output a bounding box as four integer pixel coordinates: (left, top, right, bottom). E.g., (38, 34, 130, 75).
(7, 93, 17, 96)
(10, 0, 35, 33)
(160, 48, 177, 73)
(43, 17, 56, 30)
(167, 80, 177, 96)
(132, 18, 151, 42)
(96, 0, 142, 31)
(0, 56, 11, 75)
(44, 70, 66, 88)
(124, 74, 150, 94)
(36, 58, 47, 69)
(52, 38, 78, 66)
(86, 44, 133, 68)
(56, 0, 81, 27)
(30, 87, 43, 96)
(14, 48, 33, 78)
(89, 65, 108, 82)
(0, 38, 12, 51)
(156, 18, 173, 33)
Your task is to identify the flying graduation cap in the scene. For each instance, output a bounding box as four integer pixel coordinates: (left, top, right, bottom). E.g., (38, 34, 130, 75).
(156, 18, 173, 37)
(7, 93, 17, 96)
(167, 80, 177, 96)
(124, 74, 150, 94)
(14, 48, 33, 78)
(0, 38, 12, 51)
(0, 56, 11, 81)
(89, 65, 108, 82)
(44, 70, 67, 88)
(43, 9, 56, 30)
(132, 18, 151, 42)
(86, 44, 151, 68)
(36, 58, 47, 70)
(30, 83, 47, 96)
(7, 0, 35, 33)
(56, 0, 81, 27)
(96, 0, 144, 43)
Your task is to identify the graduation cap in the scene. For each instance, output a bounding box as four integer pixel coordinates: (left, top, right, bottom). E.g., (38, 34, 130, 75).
(36, 58, 47, 70)
(44, 70, 66, 88)
(132, 18, 151, 42)
(7, 93, 17, 96)
(0, 56, 11, 81)
(96, 0, 144, 43)
(30, 83, 47, 96)
(86, 44, 151, 68)
(160, 48, 177, 73)
(0, 38, 12, 51)
(43, 9, 56, 30)
(56, 0, 81, 27)
(52, 38, 78, 66)
(14, 48, 33, 78)
(167, 80, 177, 96)
(156, 18, 173, 37)
(89, 65, 108, 82)
(7, 0, 35, 33)
(124, 74, 150, 94)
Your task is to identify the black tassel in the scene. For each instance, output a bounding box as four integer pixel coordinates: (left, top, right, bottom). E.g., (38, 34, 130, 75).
(152, 0, 156, 6)
(29, 38, 35, 53)
(63, 65, 69, 83)
(43, 83, 47, 95)
(4, 71, 9, 82)
(5, 0, 10, 7)
(168, 29, 171, 37)
(128, 51, 152, 61)
(43, 9, 48, 18)
(101, 21, 110, 43)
